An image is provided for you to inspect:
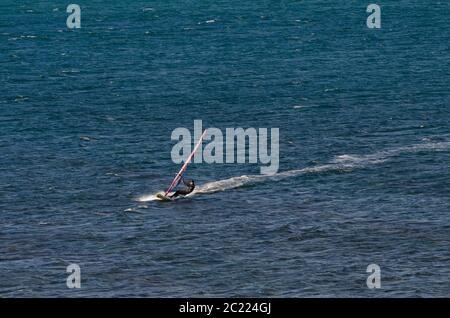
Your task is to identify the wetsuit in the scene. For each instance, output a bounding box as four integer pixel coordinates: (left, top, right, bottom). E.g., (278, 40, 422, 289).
(170, 177, 195, 198)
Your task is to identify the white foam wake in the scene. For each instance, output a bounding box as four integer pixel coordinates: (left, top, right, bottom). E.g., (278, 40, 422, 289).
(137, 194, 159, 202)
(136, 141, 450, 201)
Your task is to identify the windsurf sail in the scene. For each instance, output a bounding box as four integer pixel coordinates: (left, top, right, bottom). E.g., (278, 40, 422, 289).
(164, 130, 207, 196)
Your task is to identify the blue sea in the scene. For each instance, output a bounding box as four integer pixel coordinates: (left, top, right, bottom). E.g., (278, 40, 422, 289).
(1, 1, 449, 297)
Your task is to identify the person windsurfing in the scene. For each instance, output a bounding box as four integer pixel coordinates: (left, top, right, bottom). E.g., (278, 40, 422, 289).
(156, 129, 206, 201)
(169, 176, 195, 198)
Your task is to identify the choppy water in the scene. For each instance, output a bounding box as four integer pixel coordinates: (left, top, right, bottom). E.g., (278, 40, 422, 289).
(1, 1, 449, 297)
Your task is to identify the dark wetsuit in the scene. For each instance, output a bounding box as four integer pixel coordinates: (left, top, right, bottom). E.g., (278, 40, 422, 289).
(170, 177, 195, 198)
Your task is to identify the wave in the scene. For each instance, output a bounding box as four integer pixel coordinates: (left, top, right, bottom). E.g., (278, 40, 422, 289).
(136, 140, 450, 201)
